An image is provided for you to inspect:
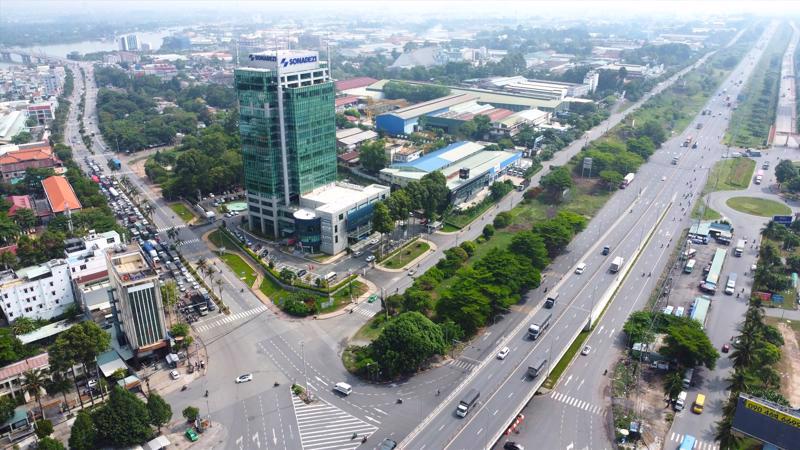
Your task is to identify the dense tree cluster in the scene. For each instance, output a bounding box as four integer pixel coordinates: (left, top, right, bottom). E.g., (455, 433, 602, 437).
(152, 124, 243, 199)
(754, 220, 800, 292)
(381, 172, 450, 220)
(383, 81, 451, 102)
(717, 301, 788, 448)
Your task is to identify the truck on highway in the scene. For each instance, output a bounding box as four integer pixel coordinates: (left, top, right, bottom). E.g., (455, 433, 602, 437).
(527, 358, 548, 378)
(528, 313, 552, 340)
(620, 172, 635, 189)
(671, 156, 679, 165)
(544, 292, 559, 309)
(734, 239, 745, 257)
(456, 389, 479, 418)
(610, 256, 624, 273)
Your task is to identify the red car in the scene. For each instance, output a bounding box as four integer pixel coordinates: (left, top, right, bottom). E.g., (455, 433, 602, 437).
(722, 344, 731, 353)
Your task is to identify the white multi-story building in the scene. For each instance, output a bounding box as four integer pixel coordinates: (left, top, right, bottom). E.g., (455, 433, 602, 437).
(64, 230, 121, 285)
(107, 246, 166, 355)
(0, 260, 75, 321)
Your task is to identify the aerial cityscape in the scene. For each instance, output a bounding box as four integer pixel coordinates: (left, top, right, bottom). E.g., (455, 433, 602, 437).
(0, 1, 799, 449)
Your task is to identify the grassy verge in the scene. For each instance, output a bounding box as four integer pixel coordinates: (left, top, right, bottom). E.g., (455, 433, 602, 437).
(209, 228, 239, 249)
(726, 23, 792, 148)
(441, 224, 460, 233)
(353, 315, 389, 342)
(325, 281, 368, 314)
(218, 252, 257, 287)
(703, 158, 757, 194)
(170, 202, 196, 222)
(691, 201, 723, 220)
(380, 241, 430, 269)
(725, 196, 791, 216)
(542, 329, 590, 389)
(444, 200, 498, 229)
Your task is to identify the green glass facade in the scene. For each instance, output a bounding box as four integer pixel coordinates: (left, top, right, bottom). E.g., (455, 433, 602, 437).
(235, 69, 336, 203)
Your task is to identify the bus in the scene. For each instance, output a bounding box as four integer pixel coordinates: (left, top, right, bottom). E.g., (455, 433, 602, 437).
(108, 187, 119, 198)
(684, 259, 696, 273)
(755, 169, 764, 185)
(679, 434, 696, 450)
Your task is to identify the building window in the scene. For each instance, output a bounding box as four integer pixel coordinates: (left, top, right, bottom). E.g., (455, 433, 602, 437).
(52, 291, 56, 296)
(80, 265, 87, 270)
(55, 300, 59, 304)
(335, 236, 339, 243)
(339, 213, 343, 220)
(49, 282, 53, 287)
(334, 225, 338, 233)
(24, 307, 32, 313)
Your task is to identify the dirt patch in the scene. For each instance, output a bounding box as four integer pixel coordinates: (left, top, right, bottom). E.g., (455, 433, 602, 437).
(636, 366, 675, 448)
(776, 322, 800, 405)
(127, 157, 165, 197)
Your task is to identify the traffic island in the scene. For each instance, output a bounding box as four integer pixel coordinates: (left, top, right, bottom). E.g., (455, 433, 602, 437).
(376, 239, 436, 272)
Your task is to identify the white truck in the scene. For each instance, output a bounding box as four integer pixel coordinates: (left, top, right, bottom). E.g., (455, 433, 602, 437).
(205, 211, 216, 220)
(610, 256, 624, 273)
(734, 239, 745, 257)
(527, 313, 552, 340)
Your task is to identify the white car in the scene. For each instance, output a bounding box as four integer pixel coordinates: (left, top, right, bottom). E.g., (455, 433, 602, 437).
(581, 345, 592, 356)
(497, 347, 510, 360)
(661, 176, 666, 181)
(365, 255, 376, 263)
(170, 370, 181, 380)
(235, 373, 253, 384)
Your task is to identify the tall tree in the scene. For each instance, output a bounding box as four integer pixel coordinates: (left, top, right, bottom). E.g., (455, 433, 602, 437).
(92, 386, 153, 447)
(23, 368, 48, 421)
(146, 393, 173, 432)
(359, 140, 388, 174)
(12, 208, 36, 231)
(540, 166, 574, 202)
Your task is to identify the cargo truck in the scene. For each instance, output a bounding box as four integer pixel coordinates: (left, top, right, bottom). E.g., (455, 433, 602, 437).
(734, 239, 744, 257)
(544, 292, 559, 308)
(527, 313, 552, 340)
(456, 389, 480, 417)
(610, 256, 624, 273)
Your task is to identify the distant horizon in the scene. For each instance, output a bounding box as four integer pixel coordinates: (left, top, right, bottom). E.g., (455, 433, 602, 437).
(4, 0, 800, 22)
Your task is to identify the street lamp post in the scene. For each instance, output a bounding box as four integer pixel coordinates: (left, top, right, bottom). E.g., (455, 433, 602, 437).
(300, 341, 309, 396)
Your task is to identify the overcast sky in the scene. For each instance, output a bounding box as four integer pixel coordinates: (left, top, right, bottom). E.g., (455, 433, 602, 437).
(4, 0, 800, 22)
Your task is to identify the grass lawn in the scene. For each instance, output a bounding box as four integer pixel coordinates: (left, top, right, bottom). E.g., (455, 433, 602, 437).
(259, 275, 284, 299)
(703, 158, 756, 194)
(543, 329, 591, 389)
(444, 200, 497, 229)
(381, 241, 430, 269)
(219, 252, 257, 287)
(441, 224, 460, 233)
(725, 196, 791, 217)
(352, 315, 388, 343)
(323, 281, 368, 313)
(170, 203, 196, 222)
(691, 201, 722, 220)
(209, 229, 239, 250)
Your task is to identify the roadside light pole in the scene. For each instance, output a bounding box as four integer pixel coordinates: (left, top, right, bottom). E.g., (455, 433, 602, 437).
(301, 341, 309, 396)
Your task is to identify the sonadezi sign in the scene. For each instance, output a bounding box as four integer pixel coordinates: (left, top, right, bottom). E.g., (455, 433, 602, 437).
(247, 51, 320, 72)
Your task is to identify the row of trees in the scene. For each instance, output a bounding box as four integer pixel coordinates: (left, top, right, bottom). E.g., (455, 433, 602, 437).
(373, 171, 450, 224)
(716, 301, 789, 448)
(383, 81, 451, 103)
(753, 221, 800, 293)
(357, 209, 585, 378)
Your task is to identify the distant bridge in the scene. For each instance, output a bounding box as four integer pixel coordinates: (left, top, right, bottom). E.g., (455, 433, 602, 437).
(0, 48, 69, 65)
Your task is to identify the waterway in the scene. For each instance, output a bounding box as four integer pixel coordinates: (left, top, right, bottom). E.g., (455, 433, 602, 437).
(8, 29, 178, 59)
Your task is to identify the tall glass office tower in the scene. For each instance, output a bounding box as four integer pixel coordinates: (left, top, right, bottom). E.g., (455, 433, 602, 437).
(235, 50, 336, 237)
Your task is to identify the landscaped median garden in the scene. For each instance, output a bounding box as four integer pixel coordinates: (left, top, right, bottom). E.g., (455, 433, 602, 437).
(379, 238, 430, 269)
(344, 31, 757, 382)
(207, 227, 362, 317)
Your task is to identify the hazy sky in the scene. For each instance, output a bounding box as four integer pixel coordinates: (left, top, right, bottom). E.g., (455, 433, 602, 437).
(4, 0, 800, 22)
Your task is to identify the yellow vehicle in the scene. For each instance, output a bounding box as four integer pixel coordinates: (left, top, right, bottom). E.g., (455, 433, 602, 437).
(692, 393, 706, 414)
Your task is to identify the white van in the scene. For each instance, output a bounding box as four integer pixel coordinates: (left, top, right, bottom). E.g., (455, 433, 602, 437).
(575, 262, 587, 274)
(334, 382, 352, 396)
(663, 305, 674, 315)
(675, 391, 687, 411)
(675, 306, 685, 317)
(725, 273, 737, 295)
(324, 272, 338, 284)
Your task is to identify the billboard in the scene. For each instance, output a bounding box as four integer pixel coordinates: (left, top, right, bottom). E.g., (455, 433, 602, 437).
(773, 215, 793, 226)
(246, 50, 320, 73)
(731, 394, 800, 449)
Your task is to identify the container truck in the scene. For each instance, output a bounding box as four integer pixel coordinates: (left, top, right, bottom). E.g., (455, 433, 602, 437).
(610, 256, 624, 273)
(620, 173, 635, 188)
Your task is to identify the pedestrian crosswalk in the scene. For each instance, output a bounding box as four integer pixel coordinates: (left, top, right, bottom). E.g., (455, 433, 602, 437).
(175, 238, 200, 247)
(350, 302, 379, 319)
(291, 394, 377, 450)
(669, 432, 718, 450)
(193, 304, 268, 332)
(449, 358, 477, 372)
(549, 391, 603, 415)
(157, 224, 188, 233)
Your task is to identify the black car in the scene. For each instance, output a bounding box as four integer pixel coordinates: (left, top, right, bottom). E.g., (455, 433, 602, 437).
(504, 442, 524, 450)
(602, 245, 610, 255)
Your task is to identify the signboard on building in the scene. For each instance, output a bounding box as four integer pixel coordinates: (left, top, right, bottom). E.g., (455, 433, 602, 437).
(731, 394, 800, 449)
(773, 215, 793, 226)
(246, 50, 320, 73)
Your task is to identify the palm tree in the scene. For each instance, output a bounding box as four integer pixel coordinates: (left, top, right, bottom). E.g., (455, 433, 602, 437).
(22, 368, 48, 420)
(45, 372, 73, 413)
(663, 370, 683, 401)
(726, 369, 749, 395)
(215, 278, 224, 301)
(730, 334, 756, 370)
(196, 257, 208, 280)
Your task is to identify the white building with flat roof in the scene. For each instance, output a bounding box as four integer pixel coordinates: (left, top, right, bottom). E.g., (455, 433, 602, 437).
(0, 259, 75, 321)
(298, 182, 390, 255)
(64, 230, 121, 285)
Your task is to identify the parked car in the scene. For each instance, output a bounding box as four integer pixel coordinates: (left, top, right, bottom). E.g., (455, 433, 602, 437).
(722, 344, 731, 353)
(170, 370, 181, 380)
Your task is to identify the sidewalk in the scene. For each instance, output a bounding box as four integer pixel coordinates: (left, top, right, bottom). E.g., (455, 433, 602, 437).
(765, 306, 800, 321)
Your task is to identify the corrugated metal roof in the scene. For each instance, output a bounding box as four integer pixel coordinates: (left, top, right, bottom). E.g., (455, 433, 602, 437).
(383, 93, 476, 120)
(395, 141, 485, 173)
